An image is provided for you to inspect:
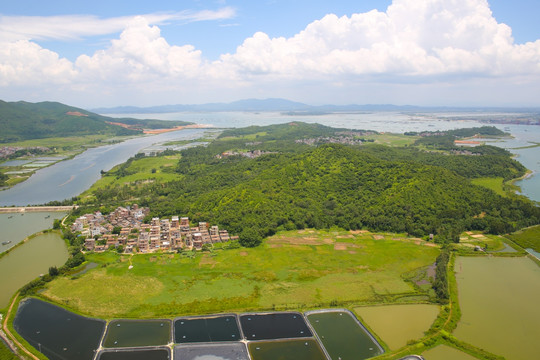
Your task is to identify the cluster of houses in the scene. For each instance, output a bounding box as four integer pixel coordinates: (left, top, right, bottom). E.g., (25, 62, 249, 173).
(72, 205, 238, 253)
(0, 146, 51, 159)
(215, 149, 275, 159)
(295, 135, 366, 146)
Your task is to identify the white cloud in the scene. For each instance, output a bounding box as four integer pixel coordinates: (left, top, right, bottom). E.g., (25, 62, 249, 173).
(0, 0, 540, 106)
(0, 7, 236, 42)
(0, 40, 76, 86)
(218, 0, 540, 79)
(75, 17, 203, 83)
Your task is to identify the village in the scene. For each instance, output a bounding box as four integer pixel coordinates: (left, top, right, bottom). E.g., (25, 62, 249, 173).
(72, 205, 238, 253)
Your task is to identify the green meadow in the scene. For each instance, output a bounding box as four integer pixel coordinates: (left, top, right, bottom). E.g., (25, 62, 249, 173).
(470, 177, 506, 197)
(507, 225, 540, 252)
(41, 229, 439, 319)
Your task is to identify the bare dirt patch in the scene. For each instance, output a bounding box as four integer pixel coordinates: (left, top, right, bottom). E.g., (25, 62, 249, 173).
(348, 250, 357, 254)
(334, 243, 348, 251)
(336, 235, 354, 239)
(239, 251, 249, 256)
(373, 235, 384, 240)
(350, 230, 370, 235)
(267, 236, 332, 246)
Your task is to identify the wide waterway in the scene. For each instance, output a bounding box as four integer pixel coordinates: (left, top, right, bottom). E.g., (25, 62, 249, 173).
(0, 128, 208, 206)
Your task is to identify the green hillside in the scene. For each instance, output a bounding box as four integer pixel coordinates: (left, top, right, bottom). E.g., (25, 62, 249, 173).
(0, 100, 192, 143)
(78, 122, 540, 245)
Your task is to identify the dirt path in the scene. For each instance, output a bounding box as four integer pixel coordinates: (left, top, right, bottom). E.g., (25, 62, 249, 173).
(2, 293, 40, 360)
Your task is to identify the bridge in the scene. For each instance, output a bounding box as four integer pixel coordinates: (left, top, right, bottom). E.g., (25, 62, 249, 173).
(0, 206, 77, 213)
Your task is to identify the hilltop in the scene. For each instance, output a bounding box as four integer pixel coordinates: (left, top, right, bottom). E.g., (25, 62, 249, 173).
(0, 100, 192, 143)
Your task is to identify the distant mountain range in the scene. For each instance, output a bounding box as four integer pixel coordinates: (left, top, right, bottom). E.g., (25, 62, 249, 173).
(92, 98, 540, 114)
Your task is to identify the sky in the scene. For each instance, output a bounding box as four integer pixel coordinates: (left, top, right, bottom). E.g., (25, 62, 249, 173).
(1, 0, 540, 108)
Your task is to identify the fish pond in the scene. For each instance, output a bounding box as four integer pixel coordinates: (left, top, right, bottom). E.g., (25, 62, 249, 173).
(453, 256, 540, 360)
(0, 232, 68, 308)
(421, 344, 478, 360)
(13, 298, 105, 360)
(174, 315, 241, 343)
(103, 319, 171, 348)
(354, 304, 440, 350)
(97, 347, 170, 360)
(248, 339, 327, 360)
(0, 211, 65, 253)
(239, 312, 311, 340)
(174, 342, 249, 360)
(306, 309, 384, 360)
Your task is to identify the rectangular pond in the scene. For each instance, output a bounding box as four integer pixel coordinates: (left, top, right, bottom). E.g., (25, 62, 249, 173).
(97, 347, 170, 360)
(103, 319, 171, 348)
(306, 309, 384, 360)
(174, 342, 249, 360)
(248, 339, 327, 360)
(453, 256, 540, 360)
(13, 298, 105, 360)
(239, 312, 311, 340)
(174, 315, 241, 343)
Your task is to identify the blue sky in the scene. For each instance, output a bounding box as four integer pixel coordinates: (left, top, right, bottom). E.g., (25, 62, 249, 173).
(1, 0, 540, 108)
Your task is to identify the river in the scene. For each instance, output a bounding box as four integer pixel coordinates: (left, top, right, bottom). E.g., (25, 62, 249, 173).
(0, 129, 209, 206)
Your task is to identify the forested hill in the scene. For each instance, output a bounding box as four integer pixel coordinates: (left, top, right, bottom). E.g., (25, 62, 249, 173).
(0, 100, 192, 143)
(84, 122, 540, 246)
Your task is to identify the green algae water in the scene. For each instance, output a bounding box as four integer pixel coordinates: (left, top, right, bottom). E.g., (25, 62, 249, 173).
(421, 345, 478, 360)
(0, 232, 68, 307)
(454, 256, 540, 360)
(354, 304, 439, 350)
(306, 310, 383, 360)
(103, 319, 171, 348)
(0, 212, 65, 253)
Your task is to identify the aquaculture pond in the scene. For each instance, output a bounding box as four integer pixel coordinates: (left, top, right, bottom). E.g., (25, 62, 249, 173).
(103, 319, 171, 348)
(354, 304, 440, 350)
(421, 344, 478, 360)
(454, 256, 540, 360)
(97, 347, 170, 360)
(306, 310, 383, 360)
(239, 312, 311, 340)
(0, 211, 65, 254)
(13, 298, 105, 360)
(174, 342, 249, 360)
(0, 232, 68, 307)
(248, 339, 327, 360)
(174, 315, 241, 343)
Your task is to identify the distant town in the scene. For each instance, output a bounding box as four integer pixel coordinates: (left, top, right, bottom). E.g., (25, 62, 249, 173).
(73, 205, 238, 253)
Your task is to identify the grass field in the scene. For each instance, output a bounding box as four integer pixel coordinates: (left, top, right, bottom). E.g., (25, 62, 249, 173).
(363, 133, 418, 146)
(41, 229, 439, 319)
(507, 225, 540, 252)
(470, 177, 506, 197)
(79, 155, 182, 202)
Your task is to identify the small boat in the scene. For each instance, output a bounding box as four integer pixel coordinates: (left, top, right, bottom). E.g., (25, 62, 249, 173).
(2, 241, 11, 245)
(8, 215, 13, 219)
(45, 215, 50, 219)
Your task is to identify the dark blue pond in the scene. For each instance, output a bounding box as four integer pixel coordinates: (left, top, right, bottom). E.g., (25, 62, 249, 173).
(97, 347, 170, 360)
(239, 312, 312, 340)
(13, 298, 105, 360)
(174, 315, 241, 343)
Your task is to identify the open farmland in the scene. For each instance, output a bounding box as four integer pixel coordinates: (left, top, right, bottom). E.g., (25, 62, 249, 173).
(41, 229, 439, 318)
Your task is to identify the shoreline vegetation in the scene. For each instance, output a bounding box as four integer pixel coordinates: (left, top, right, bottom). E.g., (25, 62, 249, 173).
(2, 122, 540, 360)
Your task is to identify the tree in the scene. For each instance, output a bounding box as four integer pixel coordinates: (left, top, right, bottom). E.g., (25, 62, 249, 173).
(48, 266, 59, 277)
(53, 219, 61, 229)
(239, 228, 263, 248)
(112, 226, 122, 235)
